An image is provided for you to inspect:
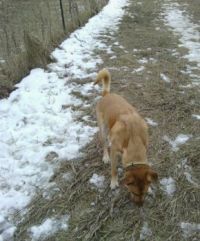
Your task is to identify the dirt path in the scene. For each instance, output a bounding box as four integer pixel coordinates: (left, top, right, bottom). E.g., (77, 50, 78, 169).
(15, 0, 199, 240)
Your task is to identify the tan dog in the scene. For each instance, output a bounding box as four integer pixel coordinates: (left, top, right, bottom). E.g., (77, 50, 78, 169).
(94, 69, 158, 206)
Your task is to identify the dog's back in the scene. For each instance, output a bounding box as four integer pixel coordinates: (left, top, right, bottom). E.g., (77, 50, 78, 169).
(96, 93, 135, 128)
(95, 69, 148, 158)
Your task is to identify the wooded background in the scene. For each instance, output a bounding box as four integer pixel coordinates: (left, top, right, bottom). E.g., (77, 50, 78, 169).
(0, 0, 108, 97)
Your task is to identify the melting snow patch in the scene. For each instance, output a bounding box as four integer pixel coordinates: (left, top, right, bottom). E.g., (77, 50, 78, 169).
(160, 73, 170, 83)
(164, 3, 200, 84)
(192, 114, 200, 120)
(138, 58, 148, 64)
(110, 55, 117, 59)
(164, 3, 200, 66)
(0, 69, 95, 233)
(184, 172, 199, 187)
(89, 174, 105, 189)
(140, 222, 152, 240)
(62, 172, 73, 182)
(149, 57, 157, 64)
(180, 222, 200, 239)
(163, 134, 192, 151)
(28, 215, 69, 241)
(178, 159, 199, 187)
(133, 66, 145, 73)
(160, 177, 176, 196)
(145, 118, 158, 127)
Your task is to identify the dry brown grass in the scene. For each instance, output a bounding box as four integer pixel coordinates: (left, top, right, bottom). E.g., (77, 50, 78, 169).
(13, 0, 200, 240)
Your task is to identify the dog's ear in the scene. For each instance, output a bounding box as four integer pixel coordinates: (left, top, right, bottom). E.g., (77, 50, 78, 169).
(146, 170, 158, 183)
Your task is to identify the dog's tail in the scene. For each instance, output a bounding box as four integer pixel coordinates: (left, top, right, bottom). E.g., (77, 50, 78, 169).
(94, 68, 111, 96)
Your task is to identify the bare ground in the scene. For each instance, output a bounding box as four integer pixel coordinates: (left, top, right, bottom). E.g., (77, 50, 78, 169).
(14, 0, 200, 240)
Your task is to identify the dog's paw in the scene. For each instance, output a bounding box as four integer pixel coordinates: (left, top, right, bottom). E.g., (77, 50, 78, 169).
(102, 152, 110, 164)
(110, 179, 119, 190)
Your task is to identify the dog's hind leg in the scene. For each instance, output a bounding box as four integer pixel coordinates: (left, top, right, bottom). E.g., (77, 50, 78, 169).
(110, 146, 119, 189)
(101, 124, 110, 164)
(96, 111, 110, 164)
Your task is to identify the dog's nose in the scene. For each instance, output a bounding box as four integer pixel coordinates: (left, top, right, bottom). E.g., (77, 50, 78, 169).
(132, 198, 144, 206)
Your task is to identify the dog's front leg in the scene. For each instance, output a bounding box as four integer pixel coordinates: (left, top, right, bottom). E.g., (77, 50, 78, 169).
(110, 146, 119, 189)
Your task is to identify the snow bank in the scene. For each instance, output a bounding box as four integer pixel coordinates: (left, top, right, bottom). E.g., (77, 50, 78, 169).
(51, 0, 130, 79)
(28, 215, 69, 241)
(0, 70, 94, 231)
(0, 0, 129, 239)
(0, 215, 16, 241)
(164, 3, 200, 84)
(164, 3, 200, 66)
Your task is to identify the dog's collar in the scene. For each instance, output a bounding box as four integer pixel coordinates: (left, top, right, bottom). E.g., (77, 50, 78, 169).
(125, 162, 149, 171)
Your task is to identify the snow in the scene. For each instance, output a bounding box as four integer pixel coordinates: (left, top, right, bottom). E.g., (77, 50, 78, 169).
(138, 58, 148, 64)
(51, 0, 129, 79)
(0, 70, 94, 233)
(0, 0, 129, 239)
(180, 222, 200, 238)
(163, 134, 192, 151)
(184, 172, 199, 187)
(133, 66, 145, 73)
(62, 172, 73, 181)
(0, 215, 16, 241)
(110, 55, 117, 59)
(178, 159, 199, 187)
(140, 222, 152, 240)
(164, 3, 200, 84)
(160, 73, 170, 83)
(192, 114, 200, 120)
(160, 177, 176, 196)
(28, 215, 69, 241)
(145, 118, 158, 127)
(89, 173, 105, 189)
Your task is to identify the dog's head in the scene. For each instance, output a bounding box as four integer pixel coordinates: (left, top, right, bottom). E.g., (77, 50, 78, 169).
(121, 165, 158, 206)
